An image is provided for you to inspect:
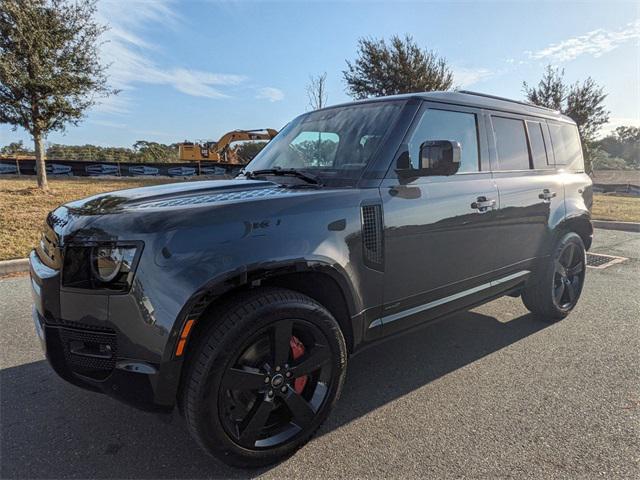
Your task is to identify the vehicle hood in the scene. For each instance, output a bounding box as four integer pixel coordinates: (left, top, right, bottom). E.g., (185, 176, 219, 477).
(63, 179, 295, 215)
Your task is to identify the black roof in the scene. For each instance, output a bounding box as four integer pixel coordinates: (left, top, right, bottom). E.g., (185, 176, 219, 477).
(330, 90, 575, 123)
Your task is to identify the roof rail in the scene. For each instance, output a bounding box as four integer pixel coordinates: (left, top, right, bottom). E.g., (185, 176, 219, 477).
(457, 90, 558, 113)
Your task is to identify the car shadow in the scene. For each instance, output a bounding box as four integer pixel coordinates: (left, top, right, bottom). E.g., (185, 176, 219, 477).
(0, 310, 548, 479)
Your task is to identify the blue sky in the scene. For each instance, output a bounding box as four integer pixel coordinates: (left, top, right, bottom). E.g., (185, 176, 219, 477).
(1, 0, 639, 148)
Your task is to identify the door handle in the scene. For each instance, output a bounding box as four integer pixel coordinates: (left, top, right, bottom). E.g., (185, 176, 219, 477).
(538, 189, 557, 202)
(470, 196, 496, 213)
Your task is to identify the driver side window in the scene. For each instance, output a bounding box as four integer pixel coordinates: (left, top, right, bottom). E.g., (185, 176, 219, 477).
(408, 108, 479, 173)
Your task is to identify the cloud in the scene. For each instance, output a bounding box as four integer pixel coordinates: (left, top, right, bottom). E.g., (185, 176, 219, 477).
(527, 20, 640, 63)
(256, 87, 285, 102)
(95, 0, 247, 112)
(453, 67, 494, 88)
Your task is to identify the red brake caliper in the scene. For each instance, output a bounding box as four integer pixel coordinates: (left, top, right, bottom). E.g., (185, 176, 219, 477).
(289, 335, 308, 394)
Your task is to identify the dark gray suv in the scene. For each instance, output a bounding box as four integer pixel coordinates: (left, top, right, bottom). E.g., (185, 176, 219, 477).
(30, 91, 592, 466)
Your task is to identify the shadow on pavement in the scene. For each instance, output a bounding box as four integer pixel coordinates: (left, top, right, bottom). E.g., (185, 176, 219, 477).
(0, 310, 548, 479)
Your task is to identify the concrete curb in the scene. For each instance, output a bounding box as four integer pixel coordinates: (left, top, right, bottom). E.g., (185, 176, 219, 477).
(0, 258, 29, 276)
(592, 220, 640, 233)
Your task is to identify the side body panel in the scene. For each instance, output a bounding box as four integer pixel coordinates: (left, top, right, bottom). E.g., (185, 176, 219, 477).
(376, 101, 509, 337)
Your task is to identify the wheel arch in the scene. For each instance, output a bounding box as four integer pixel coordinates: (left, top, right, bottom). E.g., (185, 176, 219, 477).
(169, 259, 359, 366)
(554, 213, 593, 251)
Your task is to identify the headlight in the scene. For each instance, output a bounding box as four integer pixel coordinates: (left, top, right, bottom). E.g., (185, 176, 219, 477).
(62, 243, 141, 292)
(92, 246, 126, 283)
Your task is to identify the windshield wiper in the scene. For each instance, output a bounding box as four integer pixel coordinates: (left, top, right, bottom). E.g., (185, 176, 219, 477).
(245, 168, 322, 186)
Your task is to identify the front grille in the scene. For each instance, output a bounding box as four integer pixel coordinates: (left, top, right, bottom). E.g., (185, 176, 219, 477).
(58, 327, 117, 380)
(361, 204, 384, 269)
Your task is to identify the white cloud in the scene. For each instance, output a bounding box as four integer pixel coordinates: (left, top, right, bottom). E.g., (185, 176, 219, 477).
(527, 20, 640, 63)
(256, 87, 285, 102)
(453, 67, 494, 88)
(95, 0, 247, 112)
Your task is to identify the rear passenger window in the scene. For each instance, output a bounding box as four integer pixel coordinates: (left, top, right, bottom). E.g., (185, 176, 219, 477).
(492, 116, 531, 170)
(549, 123, 584, 170)
(526, 121, 550, 169)
(408, 108, 479, 173)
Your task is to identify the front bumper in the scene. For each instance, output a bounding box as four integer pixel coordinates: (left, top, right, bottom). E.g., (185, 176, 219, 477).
(29, 250, 178, 413)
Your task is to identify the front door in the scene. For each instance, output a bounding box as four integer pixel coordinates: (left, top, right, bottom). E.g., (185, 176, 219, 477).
(378, 103, 503, 336)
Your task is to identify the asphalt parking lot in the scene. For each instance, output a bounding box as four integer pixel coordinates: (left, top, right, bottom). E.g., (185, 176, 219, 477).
(1, 229, 638, 479)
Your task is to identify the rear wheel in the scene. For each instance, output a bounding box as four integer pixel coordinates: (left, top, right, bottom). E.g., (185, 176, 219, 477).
(182, 288, 347, 467)
(522, 232, 586, 321)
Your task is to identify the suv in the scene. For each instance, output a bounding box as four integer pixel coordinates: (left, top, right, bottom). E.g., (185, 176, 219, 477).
(30, 91, 592, 467)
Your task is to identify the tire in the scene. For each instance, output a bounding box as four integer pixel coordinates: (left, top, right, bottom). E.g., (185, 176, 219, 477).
(522, 232, 586, 321)
(181, 287, 347, 467)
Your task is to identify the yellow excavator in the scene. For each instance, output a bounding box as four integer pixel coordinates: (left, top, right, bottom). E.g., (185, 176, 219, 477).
(178, 129, 278, 164)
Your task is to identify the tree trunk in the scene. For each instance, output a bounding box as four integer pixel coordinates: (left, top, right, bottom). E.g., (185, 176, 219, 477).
(34, 133, 48, 191)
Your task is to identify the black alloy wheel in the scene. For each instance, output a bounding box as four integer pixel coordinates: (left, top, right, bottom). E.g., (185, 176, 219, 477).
(522, 231, 587, 321)
(181, 288, 347, 467)
(219, 319, 333, 449)
(552, 241, 585, 310)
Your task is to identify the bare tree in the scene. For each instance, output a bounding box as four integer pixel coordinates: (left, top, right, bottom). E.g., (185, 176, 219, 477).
(306, 72, 328, 110)
(0, 0, 116, 190)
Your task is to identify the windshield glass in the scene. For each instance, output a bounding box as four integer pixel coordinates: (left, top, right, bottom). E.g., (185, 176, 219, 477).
(244, 101, 403, 183)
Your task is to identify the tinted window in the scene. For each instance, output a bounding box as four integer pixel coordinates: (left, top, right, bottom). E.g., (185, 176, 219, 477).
(526, 121, 550, 169)
(549, 123, 584, 169)
(492, 116, 531, 170)
(408, 108, 479, 173)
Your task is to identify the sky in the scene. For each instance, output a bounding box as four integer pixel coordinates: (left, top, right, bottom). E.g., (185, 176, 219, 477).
(1, 0, 639, 149)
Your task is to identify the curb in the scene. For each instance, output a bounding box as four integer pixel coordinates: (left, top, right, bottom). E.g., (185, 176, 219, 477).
(0, 258, 29, 276)
(592, 220, 640, 233)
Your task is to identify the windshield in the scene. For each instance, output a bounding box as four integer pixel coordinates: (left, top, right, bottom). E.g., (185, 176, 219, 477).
(244, 101, 403, 184)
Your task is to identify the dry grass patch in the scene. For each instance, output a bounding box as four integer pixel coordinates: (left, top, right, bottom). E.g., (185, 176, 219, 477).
(592, 194, 640, 223)
(0, 177, 179, 261)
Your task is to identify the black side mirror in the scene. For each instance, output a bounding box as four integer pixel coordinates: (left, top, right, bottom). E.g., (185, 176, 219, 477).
(396, 140, 462, 178)
(419, 140, 461, 176)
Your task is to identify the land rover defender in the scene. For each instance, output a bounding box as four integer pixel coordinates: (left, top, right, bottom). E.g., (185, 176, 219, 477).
(30, 91, 592, 466)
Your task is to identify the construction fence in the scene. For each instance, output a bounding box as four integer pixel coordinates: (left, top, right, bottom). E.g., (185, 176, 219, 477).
(0, 158, 239, 178)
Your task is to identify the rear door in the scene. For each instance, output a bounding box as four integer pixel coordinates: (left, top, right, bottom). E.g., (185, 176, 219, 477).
(488, 113, 564, 271)
(378, 102, 502, 335)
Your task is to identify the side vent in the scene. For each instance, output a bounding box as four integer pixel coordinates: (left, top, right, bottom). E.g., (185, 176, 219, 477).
(361, 204, 384, 269)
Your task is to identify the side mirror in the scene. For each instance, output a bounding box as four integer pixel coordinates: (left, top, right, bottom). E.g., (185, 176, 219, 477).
(418, 140, 461, 176)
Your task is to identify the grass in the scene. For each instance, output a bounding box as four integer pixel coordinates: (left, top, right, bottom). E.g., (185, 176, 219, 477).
(591, 193, 640, 223)
(1, 178, 639, 261)
(0, 177, 181, 261)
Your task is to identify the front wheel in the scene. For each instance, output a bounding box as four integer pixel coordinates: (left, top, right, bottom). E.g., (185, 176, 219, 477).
(181, 288, 347, 467)
(522, 232, 586, 321)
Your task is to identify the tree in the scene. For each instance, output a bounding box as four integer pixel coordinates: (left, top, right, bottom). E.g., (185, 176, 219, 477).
(233, 141, 268, 164)
(1, 140, 33, 155)
(0, 0, 115, 190)
(343, 34, 454, 99)
(133, 141, 178, 163)
(523, 66, 610, 172)
(306, 72, 328, 110)
(594, 126, 640, 170)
